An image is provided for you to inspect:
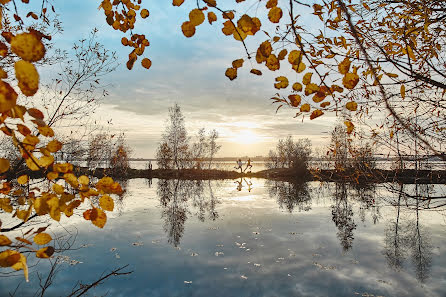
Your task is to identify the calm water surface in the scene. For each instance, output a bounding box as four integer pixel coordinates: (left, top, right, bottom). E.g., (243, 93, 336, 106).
(1, 179, 445, 297)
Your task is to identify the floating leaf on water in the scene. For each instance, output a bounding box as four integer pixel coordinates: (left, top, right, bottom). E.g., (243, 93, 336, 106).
(132, 242, 144, 246)
(190, 253, 198, 256)
(254, 263, 261, 267)
(214, 251, 224, 256)
(240, 275, 248, 280)
(110, 247, 117, 252)
(184, 281, 193, 284)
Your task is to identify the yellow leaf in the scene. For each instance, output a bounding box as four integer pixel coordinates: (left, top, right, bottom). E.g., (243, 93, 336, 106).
(38, 155, 54, 168)
(0, 81, 18, 113)
(64, 173, 78, 188)
(312, 92, 325, 103)
(222, 21, 235, 36)
(274, 76, 289, 89)
(223, 11, 234, 20)
(34, 233, 52, 245)
(91, 208, 107, 228)
(266, 0, 277, 9)
(237, 14, 255, 33)
(11, 252, 28, 282)
(338, 58, 351, 74)
(17, 175, 28, 185)
(15, 60, 39, 97)
(292, 82, 303, 92)
(15, 237, 32, 245)
(302, 72, 312, 85)
(10, 32, 45, 62)
(233, 27, 247, 41)
(172, 0, 184, 6)
(268, 6, 282, 23)
(26, 156, 40, 171)
(36, 246, 55, 259)
(17, 124, 31, 136)
(0, 250, 20, 267)
(278, 49, 287, 60)
(342, 72, 359, 89)
(288, 50, 302, 65)
(181, 21, 196, 38)
(0, 198, 13, 213)
(344, 121, 355, 134)
(346, 101, 358, 111)
(52, 184, 64, 195)
(0, 158, 9, 174)
(99, 195, 114, 211)
(386, 72, 398, 78)
(292, 62, 306, 73)
(47, 171, 58, 180)
(0, 235, 12, 246)
(310, 109, 324, 120)
(250, 69, 262, 75)
(208, 12, 217, 24)
(300, 103, 310, 112)
(259, 41, 272, 58)
(232, 59, 244, 68)
(79, 175, 89, 185)
(47, 140, 62, 153)
(390, 130, 394, 139)
(53, 163, 73, 173)
(288, 94, 301, 107)
(400, 85, 405, 99)
(225, 67, 237, 80)
(189, 9, 205, 26)
(140, 9, 149, 19)
(16, 207, 31, 221)
(27, 108, 44, 119)
(266, 54, 280, 71)
(141, 58, 152, 70)
(305, 83, 319, 96)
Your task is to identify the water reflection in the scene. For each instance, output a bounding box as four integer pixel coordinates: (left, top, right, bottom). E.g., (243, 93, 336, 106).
(264, 179, 440, 284)
(157, 179, 220, 247)
(266, 180, 311, 213)
(383, 184, 434, 283)
(331, 182, 356, 251)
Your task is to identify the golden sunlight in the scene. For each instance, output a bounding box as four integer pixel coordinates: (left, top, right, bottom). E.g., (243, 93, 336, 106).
(231, 129, 263, 144)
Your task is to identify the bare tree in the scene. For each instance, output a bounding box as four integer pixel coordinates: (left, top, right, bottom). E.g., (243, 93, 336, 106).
(156, 103, 189, 169)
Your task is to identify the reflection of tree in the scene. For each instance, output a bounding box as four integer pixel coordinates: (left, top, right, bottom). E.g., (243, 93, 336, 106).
(353, 183, 380, 224)
(331, 183, 356, 251)
(266, 180, 311, 213)
(157, 179, 220, 247)
(383, 184, 433, 283)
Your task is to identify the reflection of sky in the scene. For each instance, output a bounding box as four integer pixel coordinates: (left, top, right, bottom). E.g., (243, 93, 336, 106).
(1, 179, 445, 296)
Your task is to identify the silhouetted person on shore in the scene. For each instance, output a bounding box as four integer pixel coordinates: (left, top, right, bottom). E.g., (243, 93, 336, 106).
(244, 158, 252, 173)
(234, 158, 243, 173)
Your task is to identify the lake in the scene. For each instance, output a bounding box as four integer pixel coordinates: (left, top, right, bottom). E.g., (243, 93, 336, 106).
(0, 178, 445, 297)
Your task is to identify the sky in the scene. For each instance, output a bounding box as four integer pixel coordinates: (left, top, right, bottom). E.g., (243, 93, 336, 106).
(35, 0, 339, 158)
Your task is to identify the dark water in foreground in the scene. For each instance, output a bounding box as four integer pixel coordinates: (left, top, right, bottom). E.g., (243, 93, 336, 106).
(1, 179, 445, 297)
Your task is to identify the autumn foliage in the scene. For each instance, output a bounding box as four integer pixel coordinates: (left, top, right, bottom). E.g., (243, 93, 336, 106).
(1, 0, 445, 283)
(0, 1, 124, 281)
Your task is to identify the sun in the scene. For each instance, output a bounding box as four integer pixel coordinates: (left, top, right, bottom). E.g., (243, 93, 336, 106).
(231, 129, 262, 144)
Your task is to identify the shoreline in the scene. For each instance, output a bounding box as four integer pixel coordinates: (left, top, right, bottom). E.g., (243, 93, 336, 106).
(76, 167, 446, 184)
(7, 167, 446, 184)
